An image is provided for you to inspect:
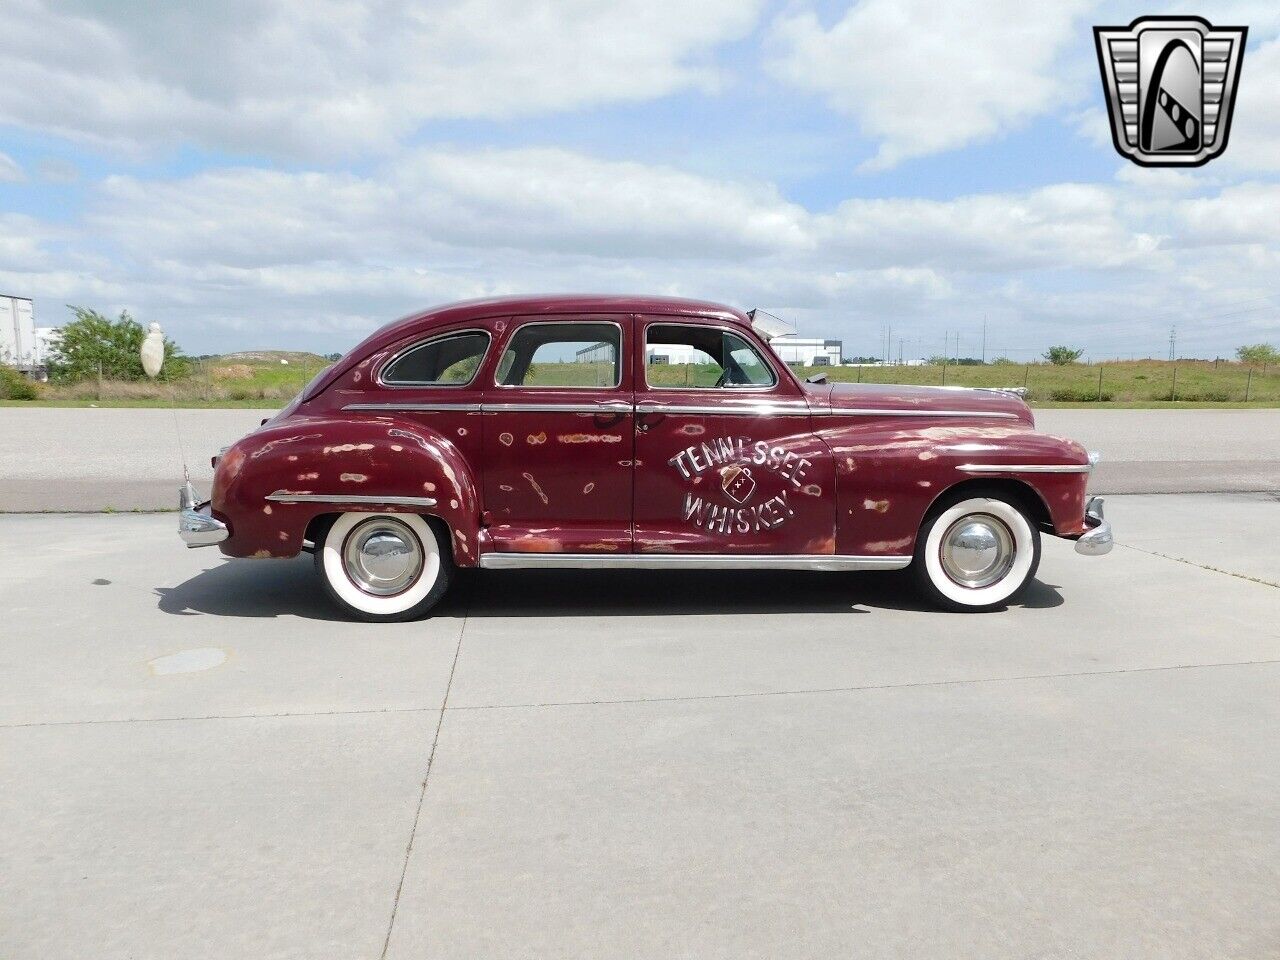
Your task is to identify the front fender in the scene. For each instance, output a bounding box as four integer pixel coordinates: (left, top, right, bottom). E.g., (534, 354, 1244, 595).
(824, 420, 1091, 556)
(212, 414, 481, 564)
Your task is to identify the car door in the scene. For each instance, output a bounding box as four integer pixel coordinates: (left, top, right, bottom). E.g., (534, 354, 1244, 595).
(481, 315, 635, 553)
(632, 317, 836, 555)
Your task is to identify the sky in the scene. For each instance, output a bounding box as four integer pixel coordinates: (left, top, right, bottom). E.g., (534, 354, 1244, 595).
(3, 0, 1280, 361)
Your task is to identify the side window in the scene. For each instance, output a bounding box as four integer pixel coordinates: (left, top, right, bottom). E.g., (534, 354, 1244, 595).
(497, 322, 621, 388)
(645, 324, 776, 389)
(382, 331, 490, 386)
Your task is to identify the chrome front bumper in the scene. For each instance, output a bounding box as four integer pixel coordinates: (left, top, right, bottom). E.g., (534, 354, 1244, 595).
(1074, 496, 1113, 556)
(179, 481, 229, 548)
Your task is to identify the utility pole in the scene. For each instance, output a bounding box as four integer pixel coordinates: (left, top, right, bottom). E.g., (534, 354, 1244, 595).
(981, 316, 987, 364)
(898, 337, 904, 365)
(1168, 324, 1177, 361)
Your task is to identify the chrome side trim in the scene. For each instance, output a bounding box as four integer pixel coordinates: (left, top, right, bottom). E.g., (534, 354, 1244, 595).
(483, 402, 633, 414)
(178, 482, 229, 548)
(342, 401, 1020, 419)
(478, 553, 911, 571)
(345, 402, 483, 413)
(1075, 496, 1114, 556)
(957, 462, 1093, 474)
(265, 491, 438, 507)
(636, 402, 813, 417)
(816, 408, 1021, 419)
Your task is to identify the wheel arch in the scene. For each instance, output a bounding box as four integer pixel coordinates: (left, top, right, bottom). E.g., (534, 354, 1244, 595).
(304, 510, 456, 564)
(923, 477, 1054, 532)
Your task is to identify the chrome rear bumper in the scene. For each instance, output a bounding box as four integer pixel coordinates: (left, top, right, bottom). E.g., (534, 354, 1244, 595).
(1074, 496, 1113, 556)
(179, 481, 229, 548)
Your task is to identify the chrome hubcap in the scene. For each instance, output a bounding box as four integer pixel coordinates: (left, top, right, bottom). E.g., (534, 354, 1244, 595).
(342, 518, 424, 596)
(939, 514, 1016, 589)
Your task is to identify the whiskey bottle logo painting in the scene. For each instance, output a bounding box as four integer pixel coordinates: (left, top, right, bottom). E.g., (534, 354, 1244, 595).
(1095, 17, 1246, 167)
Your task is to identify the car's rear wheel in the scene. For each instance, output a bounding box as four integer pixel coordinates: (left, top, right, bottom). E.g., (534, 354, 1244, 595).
(315, 512, 451, 622)
(912, 493, 1040, 612)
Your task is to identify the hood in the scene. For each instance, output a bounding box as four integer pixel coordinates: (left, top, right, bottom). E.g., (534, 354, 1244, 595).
(819, 381, 1034, 425)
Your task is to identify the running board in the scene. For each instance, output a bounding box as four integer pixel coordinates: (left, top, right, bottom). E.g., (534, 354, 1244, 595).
(478, 553, 911, 572)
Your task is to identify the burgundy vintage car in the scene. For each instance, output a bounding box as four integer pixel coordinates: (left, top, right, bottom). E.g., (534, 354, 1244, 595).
(178, 295, 1112, 621)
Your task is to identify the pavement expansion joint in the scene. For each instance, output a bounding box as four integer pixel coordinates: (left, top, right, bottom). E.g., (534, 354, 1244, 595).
(441, 658, 1280, 713)
(380, 608, 468, 960)
(1117, 542, 1280, 589)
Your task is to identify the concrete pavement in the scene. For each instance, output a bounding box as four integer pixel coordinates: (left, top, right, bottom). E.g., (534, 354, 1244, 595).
(1, 407, 1277, 510)
(3, 495, 1279, 958)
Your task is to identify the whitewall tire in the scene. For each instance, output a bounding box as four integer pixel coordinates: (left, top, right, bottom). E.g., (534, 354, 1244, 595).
(912, 495, 1040, 612)
(315, 512, 451, 622)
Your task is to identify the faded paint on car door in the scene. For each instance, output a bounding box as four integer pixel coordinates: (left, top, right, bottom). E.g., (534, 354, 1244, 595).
(631, 316, 837, 555)
(481, 315, 635, 553)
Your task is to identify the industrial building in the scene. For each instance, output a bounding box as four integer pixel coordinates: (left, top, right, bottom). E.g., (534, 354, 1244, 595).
(764, 337, 843, 366)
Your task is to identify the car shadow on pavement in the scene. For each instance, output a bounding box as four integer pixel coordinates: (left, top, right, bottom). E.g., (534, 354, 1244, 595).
(156, 559, 1064, 621)
(155, 555, 349, 621)
(452, 569, 1065, 617)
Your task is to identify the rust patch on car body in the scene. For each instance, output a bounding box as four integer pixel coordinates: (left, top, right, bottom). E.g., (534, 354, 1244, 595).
(865, 535, 912, 552)
(522, 472, 549, 504)
(557, 433, 622, 444)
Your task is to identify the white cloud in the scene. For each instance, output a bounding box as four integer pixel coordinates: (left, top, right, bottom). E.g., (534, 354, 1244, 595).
(767, 0, 1098, 169)
(5, 144, 1280, 357)
(90, 147, 1154, 276)
(0, 151, 23, 182)
(820, 184, 1161, 271)
(0, 0, 762, 158)
(1215, 35, 1280, 174)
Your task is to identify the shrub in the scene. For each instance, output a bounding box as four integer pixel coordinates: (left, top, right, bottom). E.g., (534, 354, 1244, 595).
(1049, 387, 1114, 402)
(0, 367, 39, 400)
(47, 307, 192, 382)
(1236, 343, 1279, 366)
(1153, 390, 1230, 402)
(1044, 345, 1084, 365)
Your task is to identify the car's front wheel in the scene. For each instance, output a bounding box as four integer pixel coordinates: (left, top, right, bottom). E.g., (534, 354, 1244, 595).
(314, 512, 452, 622)
(912, 493, 1040, 612)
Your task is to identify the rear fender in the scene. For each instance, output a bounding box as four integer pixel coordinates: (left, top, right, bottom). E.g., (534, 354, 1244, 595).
(212, 415, 481, 564)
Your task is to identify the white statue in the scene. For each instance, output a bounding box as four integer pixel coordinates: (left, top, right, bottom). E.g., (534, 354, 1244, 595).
(141, 322, 165, 379)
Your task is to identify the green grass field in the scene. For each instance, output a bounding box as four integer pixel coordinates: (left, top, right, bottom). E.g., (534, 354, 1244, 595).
(3, 355, 1278, 407)
(793, 359, 1280, 405)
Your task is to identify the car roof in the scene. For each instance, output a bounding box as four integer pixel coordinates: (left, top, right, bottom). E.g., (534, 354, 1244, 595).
(302, 294, 753, 401)
(393, 293, 746, 331)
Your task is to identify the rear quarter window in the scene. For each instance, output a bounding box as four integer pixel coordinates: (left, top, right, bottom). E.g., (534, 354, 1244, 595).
(382, 331, 490, 386)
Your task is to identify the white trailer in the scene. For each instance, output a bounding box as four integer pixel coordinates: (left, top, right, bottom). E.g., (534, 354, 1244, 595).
(0, 295, 37, 372)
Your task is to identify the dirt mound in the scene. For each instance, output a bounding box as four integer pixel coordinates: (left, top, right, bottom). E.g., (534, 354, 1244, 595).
(211, 364, 253, 380)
